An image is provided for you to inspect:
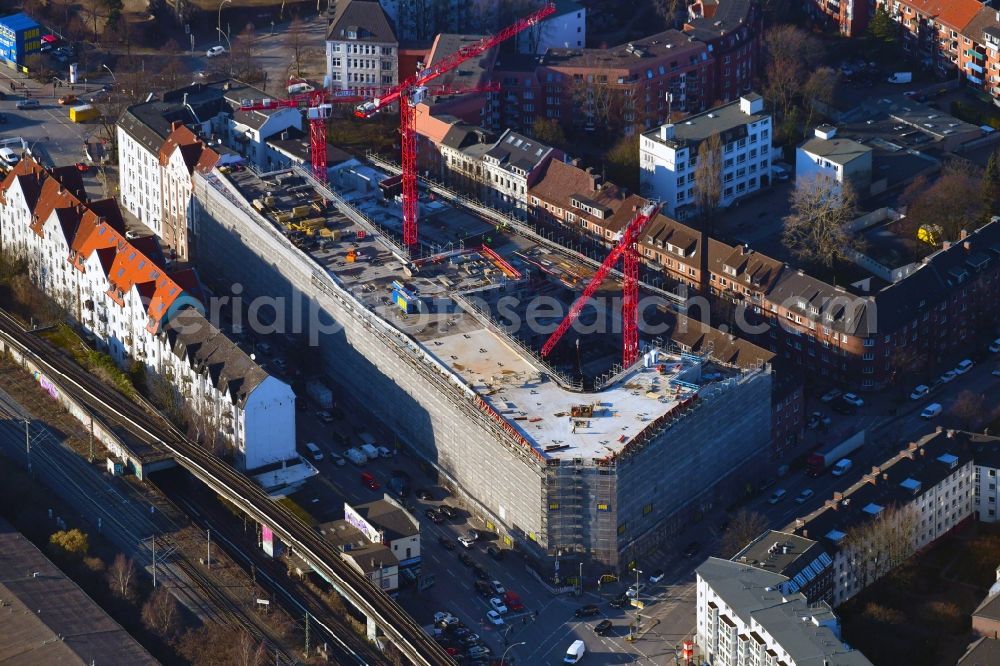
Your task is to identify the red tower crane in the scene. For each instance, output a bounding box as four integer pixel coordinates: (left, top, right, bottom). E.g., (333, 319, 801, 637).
(541, 202, 662, 367)
(353, 2, 557, 249)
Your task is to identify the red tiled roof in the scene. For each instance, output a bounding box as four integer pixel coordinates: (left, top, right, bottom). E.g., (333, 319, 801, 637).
(900, 0, 983, 30)
(529, 159, 625, 225)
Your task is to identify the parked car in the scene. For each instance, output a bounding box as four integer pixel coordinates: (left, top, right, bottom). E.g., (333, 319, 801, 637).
(489, 597, 507, 613)
(574, 604, 600, 618)
(921, 403, 943, 419)
(16, 99, 39, 109)
(57, 94, 77, 105)
(74, 161, 89, 172)
(433, 611, 455, 624)
(474, 580, 492, 597)
(486, 610, 504, 626)
(458, 552, 474, 567)
(206, 45, 227, 57)
(841, 393, 864, 407)
(438, 536, 455, 551)
(438, 504, 458, 519)
(626, 583, 645, 598)
(649, 570, 665, 583)
(768, 489, 787, 504)
(416, 488, 434, 500)
(425, 508, 444, 524)
(304, 441, 323, 462)
(329, 453, 346, 466)
(458, 534, 476, 548)
(940, 370, 957, 383)
(683, 541, 700, 558)
(486, 544, 504, 560)
(832, 399, 857, 415)
(819, 388, 842, 403)
(795, 488, 815, 504)
(955, 359, 974, 374)
(594, 619, 613, 636)
(490, 580, 505, 595)
(910, 385, 930, 400)
(989, 338, 1000, 353)
(315, 409, 334, 423)
(472, 566, 490, 581)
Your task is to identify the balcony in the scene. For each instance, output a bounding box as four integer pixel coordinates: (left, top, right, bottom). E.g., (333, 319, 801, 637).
(968, 61, 984, 74)
(967, 49, 986, 61)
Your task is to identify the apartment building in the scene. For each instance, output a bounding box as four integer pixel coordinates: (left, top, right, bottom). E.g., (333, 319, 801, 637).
(972, 438, 1000, 522)
(796, 125, 873, 196)
(0, 157, 302, 478)
(732, 530, 835, 604)
(326, 0, 398, 92)
(881, 0, 982, 74)
(683, 0, 761, 100)
(479, 129, 562, 214)
(959, 6, 1000, 100)
(118, 80, 301, 234)
(377, 0, 493, 42)
(803, 0, 871, 36)
(639, 93, 772, 217)
(791, 429, 982, 607)
(159, 122, 220, 262)
(527, 158, 625, 236)
(516, 0, 585, 54)
(695, 557, 872, 666)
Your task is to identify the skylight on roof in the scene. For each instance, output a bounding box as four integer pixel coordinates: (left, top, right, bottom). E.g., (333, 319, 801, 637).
(862, 503, 883, 516)
(825, 530, 846, 543)
(937, 453, 959, 466)
(900, 478, 921, 491)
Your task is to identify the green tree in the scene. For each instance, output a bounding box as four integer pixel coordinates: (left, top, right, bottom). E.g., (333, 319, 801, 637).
(531, 117, 567, 148)
(49, 529, 89, 560)
(604, 133, 639, 191)
(868, 4, 898, 46)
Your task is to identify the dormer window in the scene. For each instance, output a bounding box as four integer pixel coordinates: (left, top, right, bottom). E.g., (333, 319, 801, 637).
(724, 265, 736, 276)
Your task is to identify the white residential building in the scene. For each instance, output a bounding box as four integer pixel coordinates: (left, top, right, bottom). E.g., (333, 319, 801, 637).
(640, 93, 772, 217)
(517, 0, 585, 54)
(695, 557, 873, 666)
(795, 125, 873, 196)
(0, 157, 307, 483)
(326, 0, 398, 92)
(159, 122, 220, 261)
(792, 429, 978, 607)
(480, 129, 562, 215)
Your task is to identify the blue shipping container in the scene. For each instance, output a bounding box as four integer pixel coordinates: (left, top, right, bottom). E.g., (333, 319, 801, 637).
(0, 13, 41, 65)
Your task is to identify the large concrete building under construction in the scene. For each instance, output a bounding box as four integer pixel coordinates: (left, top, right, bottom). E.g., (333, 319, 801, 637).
(191, 164, 772, 572)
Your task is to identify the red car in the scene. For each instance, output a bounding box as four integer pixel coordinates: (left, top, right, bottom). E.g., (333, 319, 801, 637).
(74, 162, 89, 172)
(503, 590, 524, 611)
(360, 471, 379, 490)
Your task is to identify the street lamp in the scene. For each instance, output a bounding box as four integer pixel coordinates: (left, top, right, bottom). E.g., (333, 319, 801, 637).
(101, 64, 116, 82)
(217, 0, 232, 44)
(500, 641, 526, 665)
(630, 568, 643, 640)
(216, 27, 232, 53)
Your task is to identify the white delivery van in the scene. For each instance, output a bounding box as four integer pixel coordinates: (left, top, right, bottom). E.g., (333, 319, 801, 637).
(360, 443, 379, 459)
(887, 72, 912, 83)
(304, 441, 323, 462)
(831, 458, 853, 476)
(345, 448, 368, 464)
(564, 640, 586, 663)
(921, 403, 943, 419)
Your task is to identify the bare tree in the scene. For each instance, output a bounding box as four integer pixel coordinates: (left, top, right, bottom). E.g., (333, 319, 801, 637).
(158, 58, 191, 92)
(81, 0, 104, 42)
(763, 25, 824, 118)
(693, 132, 724, 220)
(843, 504, 918, 590)
(570, 78, 618, 132)
(782, 176, 860, 269)
(142, 586, 180, 637)
(107, 553, 137, 600)
(802, 67, 841, 130)
(652, 0, 683, 27)
(950, 390, 986, 430)
(286, 16, 307, 79)
(720, 509, 770, 557)
(897, 161, 986, 242)
(234, 629, 266, 666)
(233, 23, 263, 84)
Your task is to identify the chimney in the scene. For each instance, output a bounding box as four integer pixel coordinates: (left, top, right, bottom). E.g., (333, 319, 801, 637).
(660, 123, 675, 141)
(871, 466, 881, 475)
(739, 94, 763, 115)
(964, 240, 972, 252)
(942, 241, 951, 250)
(814, 124, 837, 140)
(825, 499, 839, 511)
(959, 229, 968, 240)
(171, 120, 183, 131)
(802, 529, 808, 538)
(833, 492, 844, 501)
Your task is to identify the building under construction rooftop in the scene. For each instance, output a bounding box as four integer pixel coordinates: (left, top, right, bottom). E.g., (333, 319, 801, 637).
(191, 164, 772, 571)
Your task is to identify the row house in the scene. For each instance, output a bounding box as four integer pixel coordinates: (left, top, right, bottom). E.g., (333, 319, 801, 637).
(791, 429, 986, 606)
(958, 6, 1000, 101)
(0, 157, 300, 476)
(480, 129, 563, 215)
(325, 0, 398, 92)
(527, 158, 625, 237)
(683, 0, 761, 101)
(881, 0, 983, 75)
(159, 122, 220, 262)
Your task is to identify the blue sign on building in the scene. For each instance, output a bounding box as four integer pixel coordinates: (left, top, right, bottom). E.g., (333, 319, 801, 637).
(0, 13, 41, 67)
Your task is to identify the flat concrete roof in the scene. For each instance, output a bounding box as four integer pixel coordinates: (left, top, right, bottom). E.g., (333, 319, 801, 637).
(0, 518, 157, 666)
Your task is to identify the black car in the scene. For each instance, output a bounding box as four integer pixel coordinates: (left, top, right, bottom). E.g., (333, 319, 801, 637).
(486, 544, 503, 560)
(416, 488, 434, 500)
(831, 398, 857, 415)
(594, 619, 613, 636)
(425, 508, 444, 524)
(610, 593, 629, 609)
(575, 604, 600, 618)
(438, 504, 458, 519)
(438, 536, 455, 551)
(683, 541, 701, 558)
(472, 565, 490, 581)
(474, 580, 492, 597)
(458, 552, 475, 567)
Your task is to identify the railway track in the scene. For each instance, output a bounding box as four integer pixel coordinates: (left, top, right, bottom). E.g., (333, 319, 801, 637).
(0, 310, 453, 666)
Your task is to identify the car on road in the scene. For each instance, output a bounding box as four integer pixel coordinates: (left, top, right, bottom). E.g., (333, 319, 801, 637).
(920, 403, 943, 419)
(458, 534, 476, 548)
(467, 645, 492, 659)
(330, 452, 346, 466)
(474, 580, 492, 597)
(649, 570, 665, 583)
(489, 597, 507, 613)
(206, 45, 227, 57)
(304, 441, 323, 461)
(74, 162, 90, 172)
(425, 508, 444, 524)
(831, 399, 857, 415)
(438, 536, 455, 551)
(490, 580, 505, 595)
(487, 544, 504, 560)
(610, 592, 629, 608)
(993, 369, 1000, 377)
(594, 619, 613, 636)
(768, 488, 787, 504)
(57, 94, 77, 105)
(955, 359, 974, 374)
(486, 610, 504, 626)
(940, 370, 957, 383)
(574, 604, 600, 618)
(458, 552, 474, 567)
(438, 504, 458, 519)
(820, 388, 842, 403)
(626, 583, 646, 598)
(416, 488, 434, 500)
(990, 338, 1000, 353)
(910, 385, 930, 400)
(360, 471, 379, 490)
(683, 541, 700, 558)
(15, 99, 39, 109)
(795, 488, 815, 504)
(315, 409, 334, 423)
(472, 565, 490, 581)
(841, 393, 864, 407)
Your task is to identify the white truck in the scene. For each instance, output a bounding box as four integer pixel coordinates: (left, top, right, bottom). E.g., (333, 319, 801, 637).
(345, 448, 368, 465)
(564, 640, 586, 663)
(306, 380, 334, 409)
(360, 443, 379, 460)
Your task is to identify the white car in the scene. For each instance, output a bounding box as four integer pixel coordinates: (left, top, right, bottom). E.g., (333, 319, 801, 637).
(486, 610, 504, 626)
(490, 580, 505, 595)
(841, 393, 864, 407)
(993, 369, 1000, 377)
(376, 445, 393, 458)
(206, 45, 226, 58)
(795, 489, 815, 504)
(626, 583, 646, 598)
(940, 370, 957, 383)
(955, 359, 973, 374)
(649, 570, 665, 584)
(921, 403, 943, 419)
(489, 597, 507, 613)
(0, 147, 18, 166)
(458, 535, 476, 548)
(909, 385, 929, 400)
(433, 611, 454, 624)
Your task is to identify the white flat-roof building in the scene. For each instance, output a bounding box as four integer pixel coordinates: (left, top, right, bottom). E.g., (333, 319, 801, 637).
(795, 125, 873, 196)
(640, 93, 772, 217)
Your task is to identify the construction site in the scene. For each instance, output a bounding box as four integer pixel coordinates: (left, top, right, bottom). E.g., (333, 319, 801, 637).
(190, 157, 772, 572)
